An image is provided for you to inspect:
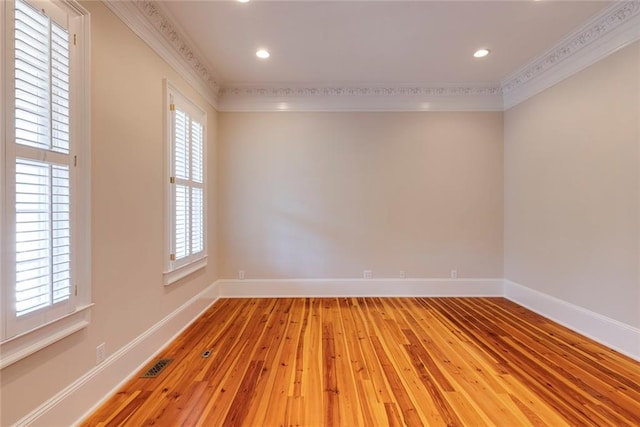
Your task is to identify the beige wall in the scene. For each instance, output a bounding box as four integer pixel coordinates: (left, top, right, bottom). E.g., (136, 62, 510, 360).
(218, 112, 504, 279)
(0, 2, 218, 424)
(3, 2, 636, 423)
(504, 41, 640, 327)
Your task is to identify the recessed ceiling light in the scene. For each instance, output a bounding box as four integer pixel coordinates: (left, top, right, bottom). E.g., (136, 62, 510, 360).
(473, 48, 490, 58)
(238, 0, 250, 3)
(256, 49, 270, 59)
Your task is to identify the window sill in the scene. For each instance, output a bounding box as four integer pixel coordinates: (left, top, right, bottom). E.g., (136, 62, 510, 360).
(0, 303, 94, 370)
(164, 256, 207, 286)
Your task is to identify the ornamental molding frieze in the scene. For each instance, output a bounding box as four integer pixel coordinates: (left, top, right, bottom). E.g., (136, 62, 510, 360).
(216, 84, 504, 111)
(134, 0, 222, 96)
(219, 85, 502, 98)
(501, 1, 640, 94)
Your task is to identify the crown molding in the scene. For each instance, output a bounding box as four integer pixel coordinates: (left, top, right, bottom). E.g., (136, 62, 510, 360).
(502, 0, 640, 110)
(104, 0, 640, 112)
(103, 0, 221, 108)
(217, 84, 504, 112)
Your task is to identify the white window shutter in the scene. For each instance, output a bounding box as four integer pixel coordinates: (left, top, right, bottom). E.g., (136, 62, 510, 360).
(165, 82, 207, 281)
(2, 0, 91, 366)
(9, 0, 74, 329)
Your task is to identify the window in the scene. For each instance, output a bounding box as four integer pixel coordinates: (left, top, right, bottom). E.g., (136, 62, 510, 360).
(1, 0, 91, 369)
(164, 81, 207, 285)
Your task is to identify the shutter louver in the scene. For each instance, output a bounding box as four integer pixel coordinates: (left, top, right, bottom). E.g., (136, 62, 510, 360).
(13, 0, 73, 317)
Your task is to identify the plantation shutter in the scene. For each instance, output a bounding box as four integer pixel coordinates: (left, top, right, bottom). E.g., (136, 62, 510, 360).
(12, 0, 73, 321)
(169, 95, 205, 270)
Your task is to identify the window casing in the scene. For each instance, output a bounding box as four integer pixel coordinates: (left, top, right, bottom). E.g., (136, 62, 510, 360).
(1, 0, 91, 369)
(164, 81, 207, 285)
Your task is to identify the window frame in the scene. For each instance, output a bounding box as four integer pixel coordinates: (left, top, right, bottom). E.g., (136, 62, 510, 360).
(163, 80, 207, 285)
(0, 0, 91, 370)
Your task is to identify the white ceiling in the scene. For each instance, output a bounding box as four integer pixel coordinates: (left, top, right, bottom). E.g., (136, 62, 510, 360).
(158, 0, 610, 87)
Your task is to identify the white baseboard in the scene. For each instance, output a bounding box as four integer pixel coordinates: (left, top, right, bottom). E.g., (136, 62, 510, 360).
(217, 278, 504, 298)
(16, 282, 221, 427)
(16, 277, 640, 425)
(504, 280, 640, 362)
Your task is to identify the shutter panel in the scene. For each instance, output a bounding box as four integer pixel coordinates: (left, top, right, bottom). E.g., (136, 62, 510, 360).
(15, 0, 70, 153)
(15, 159, 52, 316)
(174, 110, 189, 180)
(51, 23, 70, 154)
(51, 164, 71, 303)
(15, 0, 52, 151)
(191, 187, 203, 254)
(15, 160, 71, 316)
(191, 120, 204, 254)
(191, 121, 203, 183)
(175, 184, 190, 260)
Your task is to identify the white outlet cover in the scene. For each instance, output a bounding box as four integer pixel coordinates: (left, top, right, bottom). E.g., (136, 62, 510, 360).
(96, 343, 106, 364)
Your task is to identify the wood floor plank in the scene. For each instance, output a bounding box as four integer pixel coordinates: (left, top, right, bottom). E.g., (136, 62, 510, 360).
(332, 299, 364, 427)
(428, 298, 599, 426)
(462, 297, 640, 425)
(83, 297, 640, 426)
(337, 299, 388, 426)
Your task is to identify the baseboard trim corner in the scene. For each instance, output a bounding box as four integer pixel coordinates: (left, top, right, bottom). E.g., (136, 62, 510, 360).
(504, 279, 640, 361)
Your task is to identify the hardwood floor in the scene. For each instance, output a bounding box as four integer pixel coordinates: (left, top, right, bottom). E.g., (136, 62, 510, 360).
(83, 298, 640, 426)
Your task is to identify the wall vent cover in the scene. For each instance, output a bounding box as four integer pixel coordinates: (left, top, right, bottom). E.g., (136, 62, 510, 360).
(141, 358, 173, 378)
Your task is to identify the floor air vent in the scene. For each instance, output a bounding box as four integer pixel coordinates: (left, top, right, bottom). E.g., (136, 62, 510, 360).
(141, 358, 173, 378)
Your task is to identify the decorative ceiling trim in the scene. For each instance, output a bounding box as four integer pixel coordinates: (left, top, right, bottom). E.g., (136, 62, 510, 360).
(502, 0, 640, 109)
(104, 0, 221, 108)
(105, 0, 639, 112)
(220, 85, 502, 98)
(217, 85, 504, 112)
(137, 1, 221, 94)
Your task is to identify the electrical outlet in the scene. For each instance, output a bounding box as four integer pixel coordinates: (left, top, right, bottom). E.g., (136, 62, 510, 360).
(96, 343, 106, 365)
(238, 270, 245, 280)
(399, 270, 406, 279)
(363, 270, 372, 279)
(451, 270, 458, 279)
